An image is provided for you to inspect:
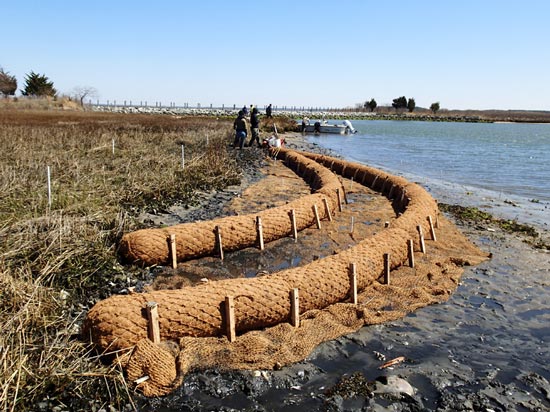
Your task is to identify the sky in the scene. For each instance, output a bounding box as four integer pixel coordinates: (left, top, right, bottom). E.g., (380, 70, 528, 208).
(2, 0, 550, 111)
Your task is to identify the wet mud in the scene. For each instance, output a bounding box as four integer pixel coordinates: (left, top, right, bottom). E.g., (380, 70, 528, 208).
(136, 137, 550, 411)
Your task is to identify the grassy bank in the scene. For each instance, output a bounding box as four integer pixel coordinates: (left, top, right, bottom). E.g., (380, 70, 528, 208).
(0, 110, 243, 411)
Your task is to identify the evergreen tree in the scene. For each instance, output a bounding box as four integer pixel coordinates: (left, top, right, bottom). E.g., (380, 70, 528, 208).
(364, 98, 377, 112)
(407, 97, 416, 113)
(21, 71, 57, 97)
(0, 67, 17, 97)
(430, 102, 440, 114)
(392, 96, 407, 110)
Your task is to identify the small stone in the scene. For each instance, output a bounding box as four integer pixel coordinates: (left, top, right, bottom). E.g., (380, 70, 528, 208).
(372, 375, 415, 397)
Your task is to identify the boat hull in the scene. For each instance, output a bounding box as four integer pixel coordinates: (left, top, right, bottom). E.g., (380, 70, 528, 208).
(303, 124, 347, 134)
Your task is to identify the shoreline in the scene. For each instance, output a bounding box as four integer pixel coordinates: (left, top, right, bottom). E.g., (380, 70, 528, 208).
(143, 132, 550, 411)
(85, 104, 550, 124)
(3, 97, 550, 123)
(283, 134, 550, 409)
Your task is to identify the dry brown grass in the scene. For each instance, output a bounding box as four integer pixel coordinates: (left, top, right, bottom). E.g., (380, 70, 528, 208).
(0, 96, 82, 111)
(0, 110, 240, 411)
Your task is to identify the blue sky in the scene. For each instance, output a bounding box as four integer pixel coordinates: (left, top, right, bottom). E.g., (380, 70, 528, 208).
(2, 0, 549, 110)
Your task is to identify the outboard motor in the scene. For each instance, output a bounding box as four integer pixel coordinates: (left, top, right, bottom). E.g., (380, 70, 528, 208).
(343, 120, 357, 134)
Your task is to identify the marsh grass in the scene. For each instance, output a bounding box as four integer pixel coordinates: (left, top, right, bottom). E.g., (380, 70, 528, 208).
(0, 110, 240, 411)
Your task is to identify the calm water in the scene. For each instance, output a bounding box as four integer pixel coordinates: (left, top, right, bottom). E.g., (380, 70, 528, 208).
(308, 120, 550, 228)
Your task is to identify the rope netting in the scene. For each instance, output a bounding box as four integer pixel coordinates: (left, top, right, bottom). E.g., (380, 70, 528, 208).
(118, 150, 344, 266)
(83, 148, 488, 396)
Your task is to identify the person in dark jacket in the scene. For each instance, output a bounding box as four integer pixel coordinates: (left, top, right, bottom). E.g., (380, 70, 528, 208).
(233, 110, 248, 149)
(266, 104, 272, 118)
(248, 107, 261, 147)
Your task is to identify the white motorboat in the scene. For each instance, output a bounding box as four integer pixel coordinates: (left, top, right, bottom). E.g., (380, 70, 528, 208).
(301, 119, 357, 135)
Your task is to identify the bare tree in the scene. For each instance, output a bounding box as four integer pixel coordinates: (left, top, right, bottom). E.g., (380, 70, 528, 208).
(72, 86, 98, 106)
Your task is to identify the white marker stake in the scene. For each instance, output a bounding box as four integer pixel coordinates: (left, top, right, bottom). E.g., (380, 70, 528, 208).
(47, 166, 52, 207)
(112, 138, 115, 155)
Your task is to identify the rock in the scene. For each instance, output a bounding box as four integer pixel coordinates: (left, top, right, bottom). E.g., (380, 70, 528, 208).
(372, 375, 415, 397)
(324, 394, 344, 411)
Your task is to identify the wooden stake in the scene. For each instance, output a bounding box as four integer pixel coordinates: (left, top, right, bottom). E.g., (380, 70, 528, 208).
(353, 168, 360, 184)
(383, 253, 391, 285)
(388, 184, 395, 199)
(290, 209, 298, 242)
(313, 204, 321, 229)
(215, 225, 224, 260)
(381, 177, 388, 194)
(256, 216, 264, 250)
(290, 288, 300, 327)
(146, 302, 161, 344)
(371, 175, 379, 189)
(384, 221, 390, 228)
(428, 215, 437, 241)
(336, 189, 343, 212)
(361, 169, 368, 184)
(342, 185, 349, 204)
(225, 296, 236, 342)
(350, 216, 355, 234)
(408, 239, 415, 268)
(169, 234, 177, 269)
(323, 198, 333, 222)
(349, 263, 358, 304)
(417, 225, 426, 253)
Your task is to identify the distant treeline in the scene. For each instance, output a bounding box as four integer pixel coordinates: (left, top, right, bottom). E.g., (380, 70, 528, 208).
(347, 106, 550, 123)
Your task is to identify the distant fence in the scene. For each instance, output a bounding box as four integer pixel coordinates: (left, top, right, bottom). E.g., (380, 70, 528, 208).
(88, 100, 366, 113)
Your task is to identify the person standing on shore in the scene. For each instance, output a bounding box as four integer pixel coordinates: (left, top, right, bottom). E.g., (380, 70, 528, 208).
(301, 116, 310, 133)
(248, 107, 261, 147)
(233, 110, 249, 149)
(266, 104, 272, 118)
